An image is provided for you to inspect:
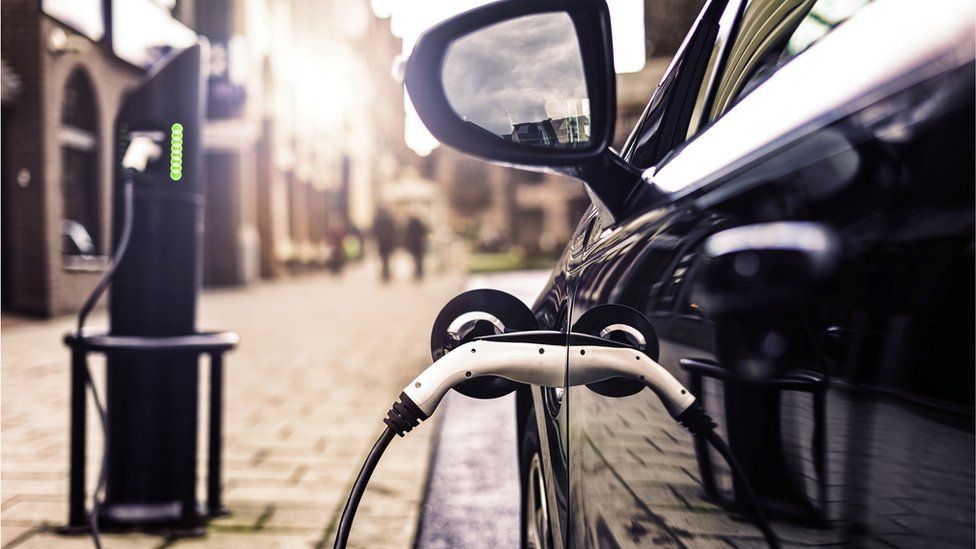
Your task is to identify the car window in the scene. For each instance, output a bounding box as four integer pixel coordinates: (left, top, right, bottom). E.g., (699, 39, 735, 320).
(622, 0, 724, 170)
(704, 0, 873, 124)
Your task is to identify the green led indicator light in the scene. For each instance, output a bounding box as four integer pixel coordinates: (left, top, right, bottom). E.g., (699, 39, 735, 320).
(170, 123, 184, 181)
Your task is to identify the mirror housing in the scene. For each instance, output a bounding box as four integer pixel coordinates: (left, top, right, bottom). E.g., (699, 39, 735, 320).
(405, 0, 616, 163)
(406, 0, 669, 222)
(406, 0, 617, 167)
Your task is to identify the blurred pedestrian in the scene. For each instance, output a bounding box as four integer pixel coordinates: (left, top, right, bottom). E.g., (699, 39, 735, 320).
(326, 220, 346, 274)
(404, 216, 428, 280)
(373, 208, 396, 282)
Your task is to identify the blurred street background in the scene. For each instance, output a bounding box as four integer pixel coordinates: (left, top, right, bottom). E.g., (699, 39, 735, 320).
(1, 0, 702, 546)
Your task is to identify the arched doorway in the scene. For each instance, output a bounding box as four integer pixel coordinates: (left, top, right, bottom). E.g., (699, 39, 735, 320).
(60, 68, 101, 262)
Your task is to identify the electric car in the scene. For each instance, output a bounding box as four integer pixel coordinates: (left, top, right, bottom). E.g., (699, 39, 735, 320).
(404, 0, 975, 546)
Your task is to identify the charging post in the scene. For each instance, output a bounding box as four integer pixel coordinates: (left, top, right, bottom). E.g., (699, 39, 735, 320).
(63, 42, 239, 535)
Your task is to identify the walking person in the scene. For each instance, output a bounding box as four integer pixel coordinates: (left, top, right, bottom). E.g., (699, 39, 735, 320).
(326, 220, 346, 274)
(373, 208, 396, 282)
(404, 216, 428, 281)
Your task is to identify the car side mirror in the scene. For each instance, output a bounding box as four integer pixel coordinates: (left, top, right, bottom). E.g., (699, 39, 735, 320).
(405, 0, 617, 169)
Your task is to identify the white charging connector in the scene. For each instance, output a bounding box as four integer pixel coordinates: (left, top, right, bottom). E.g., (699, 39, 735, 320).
(401, 339, 695, 419)
(381, 332, 705, 439)
(121, 132, 164, 172)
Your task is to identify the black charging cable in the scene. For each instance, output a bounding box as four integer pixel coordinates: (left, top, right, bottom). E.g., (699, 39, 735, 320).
(334, 396, 780, 549)
(333, 427, 396, 548)
(77, 173, 135, 334)
(74, 173, 136, 549)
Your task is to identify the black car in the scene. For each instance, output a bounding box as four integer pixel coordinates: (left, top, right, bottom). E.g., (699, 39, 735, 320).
(405, 0, 975, 546)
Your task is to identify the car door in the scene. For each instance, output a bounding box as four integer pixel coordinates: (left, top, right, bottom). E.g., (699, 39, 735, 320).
(565, 0, 975, 546)
(523, 203, 611, 549)
(566, 205, 754, 547)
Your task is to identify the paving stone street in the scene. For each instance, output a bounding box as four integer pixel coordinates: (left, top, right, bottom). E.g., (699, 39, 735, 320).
(1, 259, 464, 548)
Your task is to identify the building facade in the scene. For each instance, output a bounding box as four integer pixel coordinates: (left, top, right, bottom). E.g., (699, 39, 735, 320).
(2, 0, 144, 315)
(1, 0, 408, 316)
(194, 0, 410, 283)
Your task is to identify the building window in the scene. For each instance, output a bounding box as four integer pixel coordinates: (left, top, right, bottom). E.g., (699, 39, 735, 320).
(61, 69, 101, 264)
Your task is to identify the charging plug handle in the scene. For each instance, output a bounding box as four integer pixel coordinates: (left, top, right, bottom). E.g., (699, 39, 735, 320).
(121, 133, 164, 172)
(385, 332, 699, 436)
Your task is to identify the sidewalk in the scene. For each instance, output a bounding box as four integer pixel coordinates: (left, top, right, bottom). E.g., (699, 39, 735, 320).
(1, 259, 463, 548)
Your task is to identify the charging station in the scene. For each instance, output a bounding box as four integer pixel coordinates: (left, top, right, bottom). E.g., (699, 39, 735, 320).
(64, 41, 239, 535)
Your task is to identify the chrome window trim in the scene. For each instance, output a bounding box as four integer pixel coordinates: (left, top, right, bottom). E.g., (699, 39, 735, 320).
(686, 0, 748, 138)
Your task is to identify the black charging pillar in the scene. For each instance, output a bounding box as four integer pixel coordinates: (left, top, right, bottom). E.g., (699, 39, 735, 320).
(105, 42, 207, 528)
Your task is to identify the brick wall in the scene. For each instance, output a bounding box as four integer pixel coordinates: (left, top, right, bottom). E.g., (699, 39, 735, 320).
(2, 0, 49, 315)
(42, 18, 141, 316)
(1, 8, 142, 317)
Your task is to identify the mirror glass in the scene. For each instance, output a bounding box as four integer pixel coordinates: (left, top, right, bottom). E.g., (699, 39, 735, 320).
(442, 13, 591, 149)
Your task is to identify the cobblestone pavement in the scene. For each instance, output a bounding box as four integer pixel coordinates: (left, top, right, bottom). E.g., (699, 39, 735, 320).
(1, 259, 463, 548)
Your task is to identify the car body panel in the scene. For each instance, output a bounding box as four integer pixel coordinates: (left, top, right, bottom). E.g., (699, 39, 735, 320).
(567, 65, 974, 545)
(524, 0, 974, 546)
(526, 259, 574, 548)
